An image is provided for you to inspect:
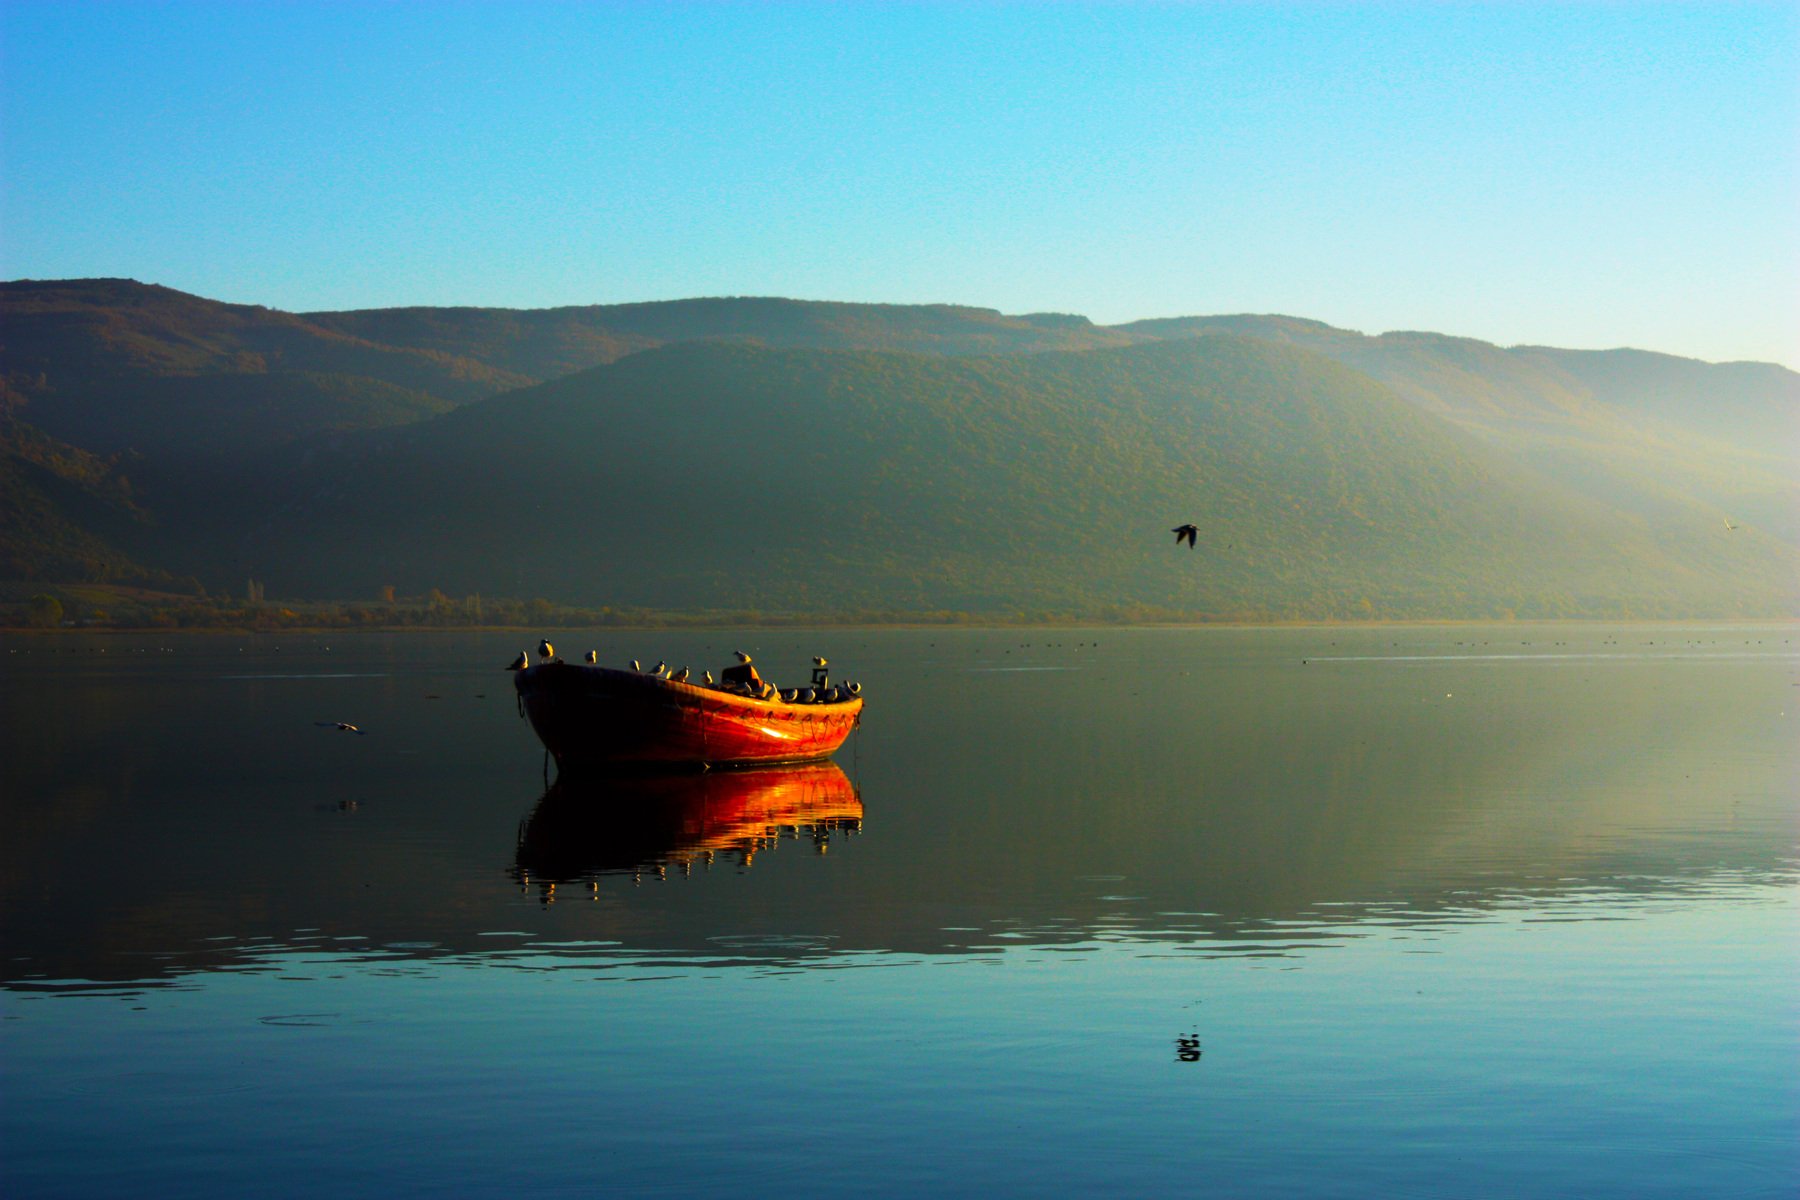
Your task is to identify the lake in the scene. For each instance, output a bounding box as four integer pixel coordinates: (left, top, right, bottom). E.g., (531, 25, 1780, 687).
(2, 625, 1795, 1198)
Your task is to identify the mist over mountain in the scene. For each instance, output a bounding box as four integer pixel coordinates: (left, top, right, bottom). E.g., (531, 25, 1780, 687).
(230, 336, 1791, 618)
(2, 279, 1793, 619)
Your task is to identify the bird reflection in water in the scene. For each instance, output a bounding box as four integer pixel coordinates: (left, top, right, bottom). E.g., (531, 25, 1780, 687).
(514, 761, 863, 902)
(1175, 1033, 1203, 1063)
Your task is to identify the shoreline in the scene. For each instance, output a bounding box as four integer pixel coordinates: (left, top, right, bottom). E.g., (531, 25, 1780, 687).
(6, 615, 1797, 636)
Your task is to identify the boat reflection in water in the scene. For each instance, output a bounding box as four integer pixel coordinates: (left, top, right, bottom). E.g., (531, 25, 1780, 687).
(514, 761, 864, 894)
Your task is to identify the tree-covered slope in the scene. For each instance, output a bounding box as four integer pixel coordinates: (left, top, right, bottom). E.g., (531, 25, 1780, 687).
(0, 279, 529, 457)
(1511, 346, 1798, 460)
(0, 395, 161, 584)
(242, 337, 1796, 618)
(5, 280, 1792, 618)
(1118, 315, 1800, 544)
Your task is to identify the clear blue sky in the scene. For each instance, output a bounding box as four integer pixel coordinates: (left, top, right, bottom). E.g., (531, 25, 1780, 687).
(3, 1, 1796, 366)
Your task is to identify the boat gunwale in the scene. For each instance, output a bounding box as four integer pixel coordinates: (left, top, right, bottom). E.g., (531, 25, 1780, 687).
(519, 661, 864, 723)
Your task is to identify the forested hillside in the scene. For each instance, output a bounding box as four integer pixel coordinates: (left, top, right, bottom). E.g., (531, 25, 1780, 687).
(3, 279, 1794, 620)
(240, 338, 1795, 619)
(0, 279, 523, 460)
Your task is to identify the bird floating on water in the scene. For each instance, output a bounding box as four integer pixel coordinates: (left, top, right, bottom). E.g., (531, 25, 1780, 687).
(507, 651, 530, 671)
(1173, 524, 1198, 548)
(315, 721, 367, 735)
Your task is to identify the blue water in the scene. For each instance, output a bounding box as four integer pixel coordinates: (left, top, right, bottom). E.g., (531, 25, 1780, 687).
(3, 625, 1796, 1198)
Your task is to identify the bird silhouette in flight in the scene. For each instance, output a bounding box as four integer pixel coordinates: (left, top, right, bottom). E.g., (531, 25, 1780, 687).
(1172, 524, 1198, 548)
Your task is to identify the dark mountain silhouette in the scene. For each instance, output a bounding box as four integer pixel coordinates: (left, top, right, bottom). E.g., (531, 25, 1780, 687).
(3, 279, 1793, 618)
(0, 391, 158, 583)
(0, 279, 526, 459)
(302, 297, 1136, 380)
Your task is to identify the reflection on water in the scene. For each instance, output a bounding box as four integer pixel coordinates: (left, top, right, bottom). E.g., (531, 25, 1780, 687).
(0, 625, 1794, 990)
(2, 627, 1796, 1199)
(514, 762, 864, 891)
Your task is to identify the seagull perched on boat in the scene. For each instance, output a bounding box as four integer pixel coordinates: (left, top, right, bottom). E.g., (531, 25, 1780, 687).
(584, 650, 598, 664)
(1173, 524, 1198, 548)
(847, 681, 862, 696)
(733, 650, 753, 665)
(670, 667, 690, 683)
(702, 670, 714, 685)
(781, 688, 798, 703)
(812, 656, 828, 669)
(630, 659, 641, 672)
(537, 639, 556, 662)
(507, 651, 530, 671)
(651, 660, 668, 678)
(315, 721, 367, 735)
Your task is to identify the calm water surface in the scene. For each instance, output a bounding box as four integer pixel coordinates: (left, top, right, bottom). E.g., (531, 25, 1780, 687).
(3, 625, 1796, 1198)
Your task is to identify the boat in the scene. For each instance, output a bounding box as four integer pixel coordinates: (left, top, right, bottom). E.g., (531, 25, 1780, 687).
(513, 660, 863, 770)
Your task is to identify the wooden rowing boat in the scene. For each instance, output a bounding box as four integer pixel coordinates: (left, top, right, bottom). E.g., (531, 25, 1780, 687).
(514, 662, 862, 770)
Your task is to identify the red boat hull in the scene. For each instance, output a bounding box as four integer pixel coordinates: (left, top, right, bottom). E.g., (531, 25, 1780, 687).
(515, 662, 862, 769)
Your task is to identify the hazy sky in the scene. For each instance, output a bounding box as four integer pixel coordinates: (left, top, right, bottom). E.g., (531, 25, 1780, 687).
(3, 1, 1796, 366)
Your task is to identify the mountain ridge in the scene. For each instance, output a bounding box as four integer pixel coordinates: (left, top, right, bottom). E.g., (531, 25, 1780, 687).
(2, 279, 1794, 618)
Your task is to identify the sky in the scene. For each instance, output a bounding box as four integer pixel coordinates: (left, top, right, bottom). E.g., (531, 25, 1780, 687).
(2, 1, 1796, 367)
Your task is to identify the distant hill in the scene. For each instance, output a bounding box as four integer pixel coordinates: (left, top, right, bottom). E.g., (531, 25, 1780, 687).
(0, 282, 1137, 459)
(0, 279, 526, 459)
(3, 279, 1794, 618)
(302, 298, 1136, 380)
(1118, 315, 1798, 456)
(1511, 346, 1798, 459)
(239, 337, 1796, 619)
(0, 391, 160, 584)
(1117, 315, 1800, 543)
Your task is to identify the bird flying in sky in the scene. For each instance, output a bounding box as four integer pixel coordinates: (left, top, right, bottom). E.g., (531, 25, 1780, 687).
(1173, 524, 1198, 548)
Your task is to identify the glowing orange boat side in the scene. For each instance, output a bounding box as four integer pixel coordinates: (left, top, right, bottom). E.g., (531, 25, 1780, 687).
(515, 663, 863, 770)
